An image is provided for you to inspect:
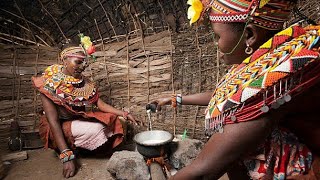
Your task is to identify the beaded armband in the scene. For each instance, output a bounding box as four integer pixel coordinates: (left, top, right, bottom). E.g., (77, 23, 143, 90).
(59, 149, 75, 163)
(171, 94, 177, 108)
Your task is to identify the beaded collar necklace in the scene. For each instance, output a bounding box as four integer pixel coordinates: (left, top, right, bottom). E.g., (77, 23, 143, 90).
(205, 25, 320, 135)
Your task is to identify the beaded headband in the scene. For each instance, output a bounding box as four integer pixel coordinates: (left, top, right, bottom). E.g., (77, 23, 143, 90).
(60, 47, 86, 60)
(60, 34, 96, 61)
(188, 0, 295, 30)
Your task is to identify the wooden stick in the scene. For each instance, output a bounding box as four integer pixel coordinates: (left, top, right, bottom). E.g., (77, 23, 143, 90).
(134, 13, 150, 103)
(56, 0, 82, 23)
(37, 0, 68, 42)
(94, 19, 110, 86)
(7, 30, 18, 118)
(35, 35, 50, 47)
(3, 19, 30, 32)
(13, 0, 38, 44)
(1, 151, 28, 162)
(33, 45, 39, 131)
(126, 35, 130, 109)
(192, 27, 202, 138)
(157, 0, 170, 27)
(16, 62, 21, 121)
(0, 33, 45, 46)
(169, 28, 176, 136)
(0, 8, 56, 46)
(0, 37, 23, 46)
(97, 0, 119, 42)
(124, 1, 138, 32)
(149, 162, 166, 180)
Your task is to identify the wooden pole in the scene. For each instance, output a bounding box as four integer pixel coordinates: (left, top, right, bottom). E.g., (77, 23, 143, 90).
(192, 28, 202, 138)
(33, 45, 39, 131)
(94, 19, 110, 83)
(150, 162, 166, 180)
(126, 35, 130, 109)
(169, 28, 176, 136)
(12, 48, 17, 118)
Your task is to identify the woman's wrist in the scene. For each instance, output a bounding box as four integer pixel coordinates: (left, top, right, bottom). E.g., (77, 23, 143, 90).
(60, 148, 71, 154)
(59, 149, 75, 163)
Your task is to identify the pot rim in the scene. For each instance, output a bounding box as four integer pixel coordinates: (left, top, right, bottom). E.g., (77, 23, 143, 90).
(133, 130, 174, 147)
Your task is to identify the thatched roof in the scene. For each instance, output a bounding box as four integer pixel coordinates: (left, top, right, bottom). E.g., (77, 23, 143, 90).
(0, 0, 188, 47)
(1, 0, 319, 48)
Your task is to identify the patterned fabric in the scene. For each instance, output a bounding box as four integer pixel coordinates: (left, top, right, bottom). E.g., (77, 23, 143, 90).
(201, 0, 295, 30)
(243, 128, 313, 180)
(43, 64, 98, 107)
(205, 25, 320, 135)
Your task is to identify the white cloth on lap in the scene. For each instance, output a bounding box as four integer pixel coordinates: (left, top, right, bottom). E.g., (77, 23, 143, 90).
(71, 120, 113, 150)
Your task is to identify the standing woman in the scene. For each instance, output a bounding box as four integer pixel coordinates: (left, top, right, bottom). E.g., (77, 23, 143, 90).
(152, 0, 320, 179)
(32, 40, 139, 178)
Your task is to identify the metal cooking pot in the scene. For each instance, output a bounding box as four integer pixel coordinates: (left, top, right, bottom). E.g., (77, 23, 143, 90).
(133, 130, 173, 158)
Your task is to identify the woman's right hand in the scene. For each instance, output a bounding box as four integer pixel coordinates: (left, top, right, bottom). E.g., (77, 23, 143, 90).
(63, 160, 76, 178)
(149, 97, 172, 111)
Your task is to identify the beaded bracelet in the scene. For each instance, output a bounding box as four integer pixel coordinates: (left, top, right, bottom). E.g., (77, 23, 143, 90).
(176, 94, 182, 106)
(171, 94, 177, 108)
(60, 148, 70, 154)
(59, 149, 75, 163)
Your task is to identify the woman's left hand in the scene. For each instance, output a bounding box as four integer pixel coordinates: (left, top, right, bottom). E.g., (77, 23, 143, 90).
(126, 113, 143, 126)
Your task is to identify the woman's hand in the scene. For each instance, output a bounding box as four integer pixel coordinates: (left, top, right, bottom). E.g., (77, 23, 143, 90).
(149, 97, 172, 111)
(126, 113, 144, 126)
(63, 160, 76, 178)
(126, 113, 137, 125)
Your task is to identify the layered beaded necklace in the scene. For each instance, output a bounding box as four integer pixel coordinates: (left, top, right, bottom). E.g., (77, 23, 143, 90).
(205, 25, 320, 135)
(43, 64, 97, 106)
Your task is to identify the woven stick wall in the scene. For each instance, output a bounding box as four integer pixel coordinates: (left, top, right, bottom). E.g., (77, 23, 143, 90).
(0, 28, 219, 152)
(84, 27, 227, 139)
(0, 45, 59, 151)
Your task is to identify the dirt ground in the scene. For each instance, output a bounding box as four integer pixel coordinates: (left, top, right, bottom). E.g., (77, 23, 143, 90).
(3, 149, 114, 180)
(2, 149, 229, 180)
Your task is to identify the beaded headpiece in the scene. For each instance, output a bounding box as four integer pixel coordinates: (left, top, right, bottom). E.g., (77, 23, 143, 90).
(188, 0, 296, 30)
(60, 46, 86, 60)
(60, 34, 96, 61)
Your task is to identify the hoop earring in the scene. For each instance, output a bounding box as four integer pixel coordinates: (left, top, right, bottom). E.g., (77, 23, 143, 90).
(245, 44, 253, 55)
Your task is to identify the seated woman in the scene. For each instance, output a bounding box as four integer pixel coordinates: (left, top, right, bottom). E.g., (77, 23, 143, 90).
(151, 0, 320, 179)
(32, 42, 138, 178)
